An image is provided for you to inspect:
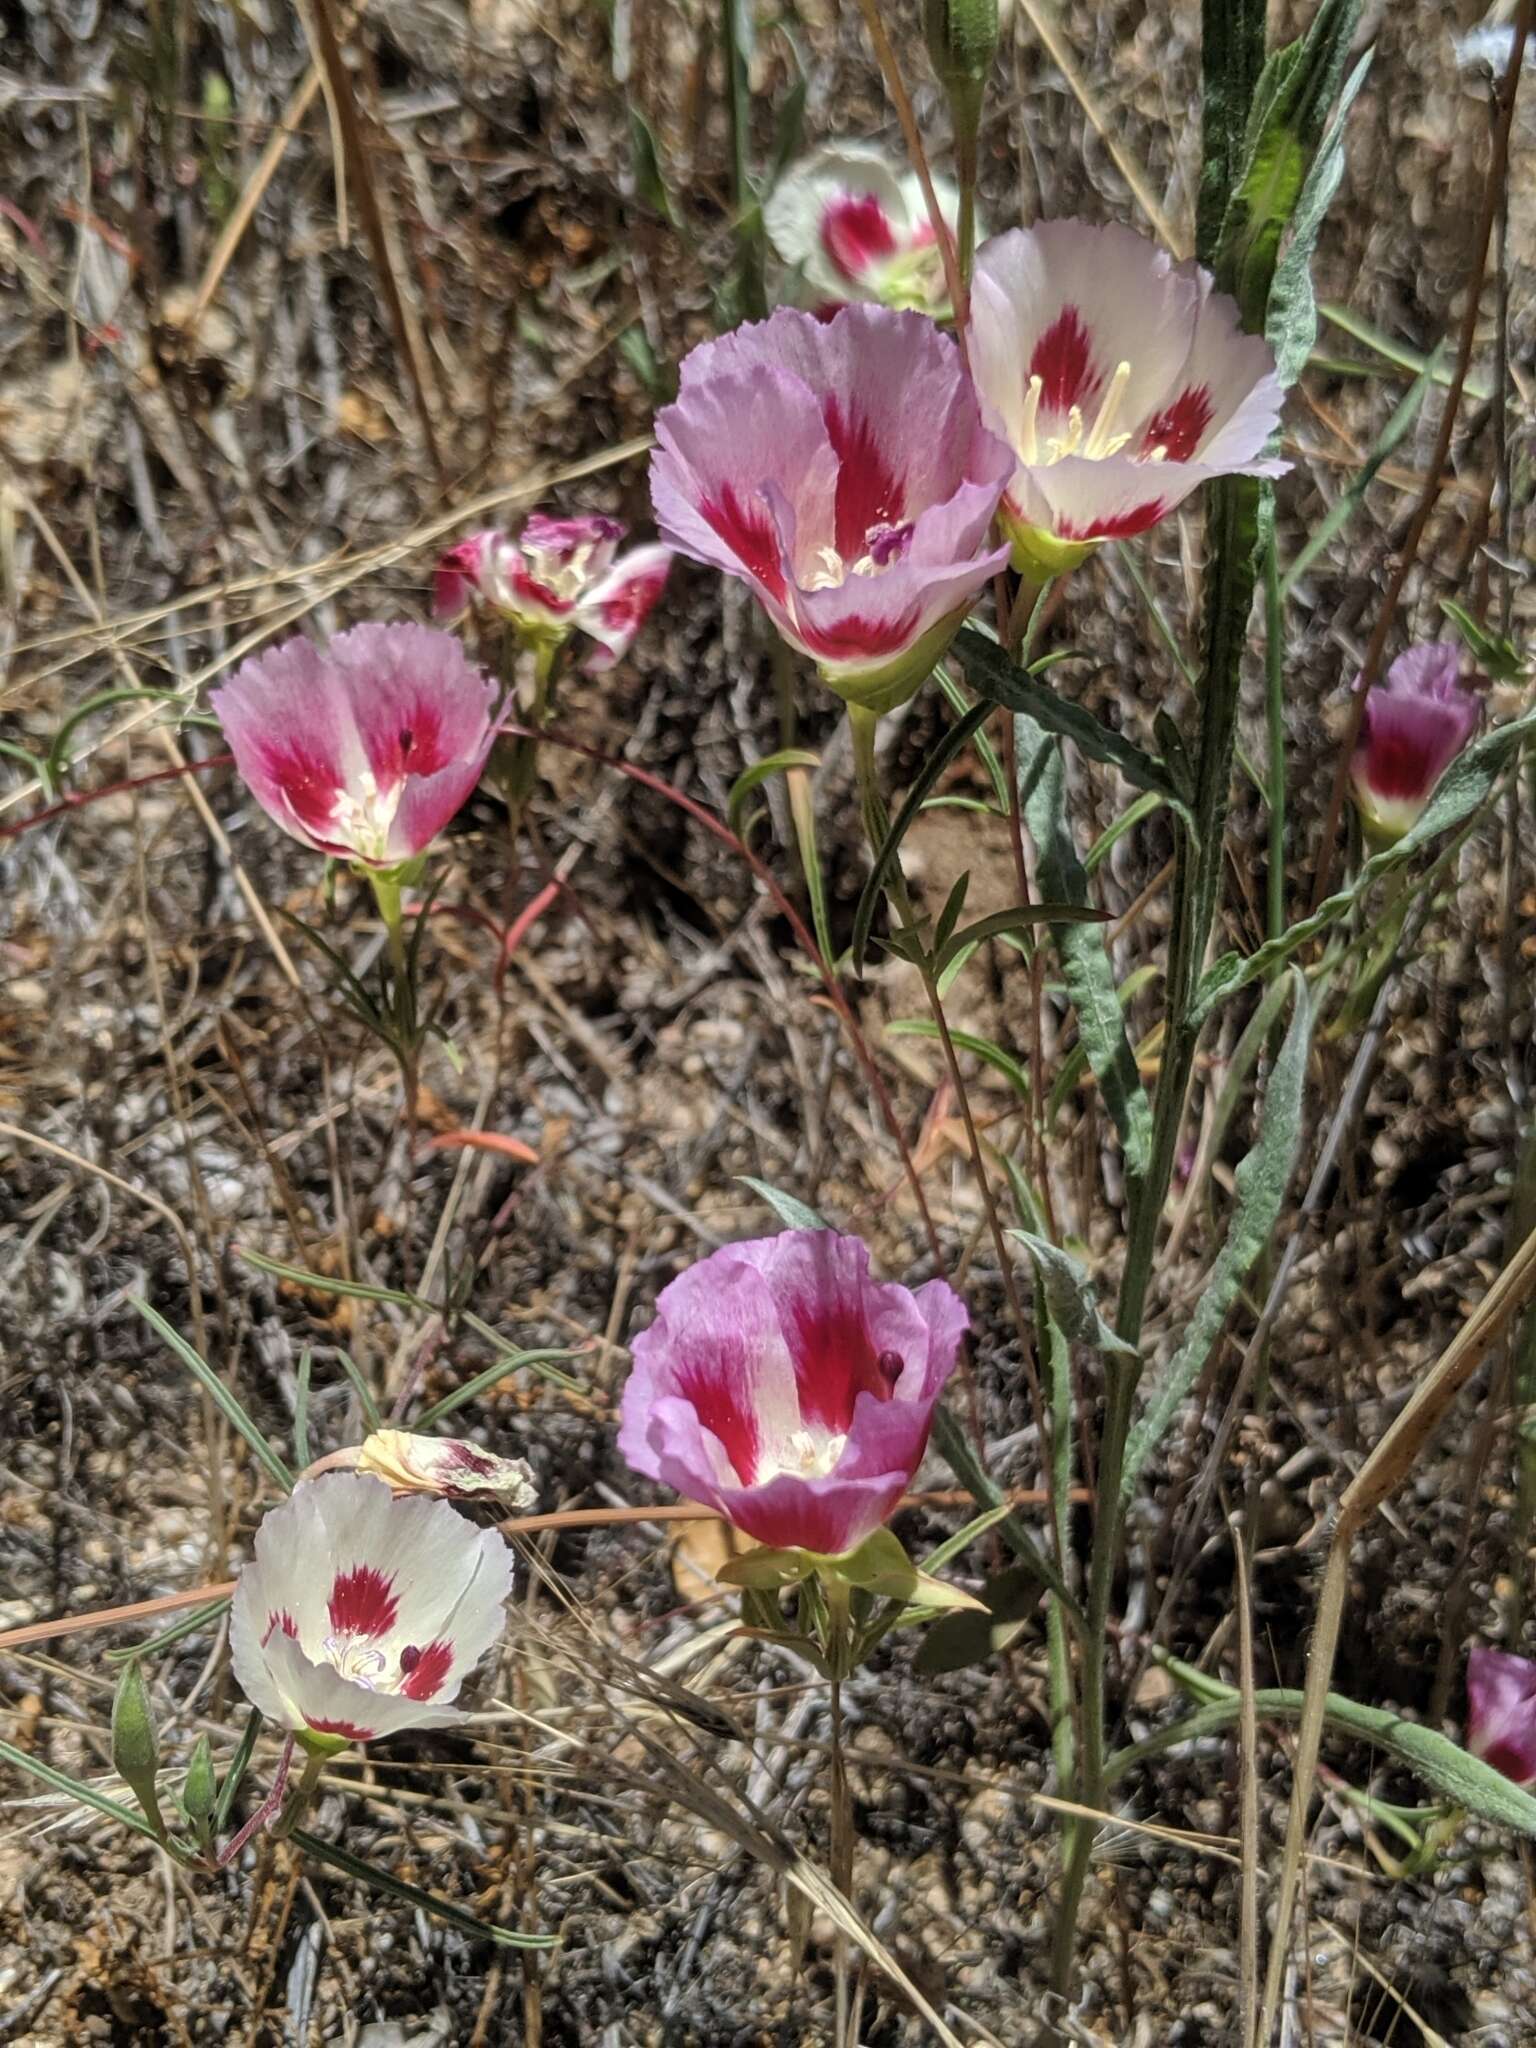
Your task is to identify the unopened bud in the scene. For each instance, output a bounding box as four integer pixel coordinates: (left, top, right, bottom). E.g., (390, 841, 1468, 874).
(924, 0, 998, 131)
(111, 1659, 166, 1838)
(181, 1733, 217, 1844)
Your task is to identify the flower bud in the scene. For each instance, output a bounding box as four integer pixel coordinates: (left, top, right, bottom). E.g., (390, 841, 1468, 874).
(355, 1429, 537, 1509)
(924, 0, 998, 139)
(111, 1659, 166, 1837)
(181, 1733, 217, 1845)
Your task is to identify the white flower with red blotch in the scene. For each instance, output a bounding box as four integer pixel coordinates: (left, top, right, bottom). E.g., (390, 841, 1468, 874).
(211, 623, 498, 870)
(434, 515, 672, 673)
(230, 1474, 512, 1749)
(618, 1230, 968, 1558)
(763, 143, 974, 317)
(1349, 642, 1481, 845)
(969, 220, 1286, 577)
(650, 305, 1012, 714)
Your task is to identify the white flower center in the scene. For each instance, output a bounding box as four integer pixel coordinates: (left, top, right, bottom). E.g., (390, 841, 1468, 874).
(1019, 359, 1167, 468)
(331, 765, 406, 865)
(760, 1426, 848, 1482)
(805, 544, 889, 592)
(321, 1632, 391, 1690)
(523, 538, 600, 604)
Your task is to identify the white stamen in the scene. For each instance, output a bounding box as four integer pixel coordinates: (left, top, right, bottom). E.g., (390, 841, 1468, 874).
(760, 1427, 849, 1481)
(1083, 360, 1133, 460)
(805, 545, 846, 592)
(1019, 374, 1042, 465)
(321, 1633, 390, 1690)
(332, 766, 406, 865)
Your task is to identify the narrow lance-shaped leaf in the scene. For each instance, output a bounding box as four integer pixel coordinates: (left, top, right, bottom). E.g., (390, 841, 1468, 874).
(1015, 713, 1153, 1180)
(1122, 969, 1312, 1500)
(953, 628, 1186, 807)
(1193, 706, 1536, 1026)
(1267, 47, 1373, 387)
(1013, 1232, 1137, 1361)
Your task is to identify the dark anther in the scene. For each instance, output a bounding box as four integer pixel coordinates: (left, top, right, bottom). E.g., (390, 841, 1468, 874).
(399, 1644, 422, 1673)
(876, 1349, 903, 1387)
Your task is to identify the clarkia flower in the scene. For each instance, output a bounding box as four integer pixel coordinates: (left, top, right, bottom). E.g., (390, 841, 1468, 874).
(1466, 1647, 1536, 1786)
(1349, 641, 1480, 844)
(650, 305, 1012, 714)
(211, 623, 498, 869)
(355, 1428, 537, 1509)
(230, 1474, 512, 1750)
(969, 220, 1286, 577)
(763, 143, 976, 317)
(434, 514, 672, 673)
(618, 1229, 968, 1557)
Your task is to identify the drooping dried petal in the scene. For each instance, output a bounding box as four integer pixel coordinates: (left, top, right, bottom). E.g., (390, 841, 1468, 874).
(357, 1428, 537, 1509)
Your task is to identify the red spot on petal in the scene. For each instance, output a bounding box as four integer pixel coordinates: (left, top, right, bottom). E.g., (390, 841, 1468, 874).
(676, 1352, 762, 1485)
(305, 1715, 373, 1741)
(1029, 307, 1101, 417)
(446, 1443, 497, 1476)
(787, 1305, 898, 1435)
(399, 1639, 455, 1701)
(819, 192, 898, 282)
(1057, 500, 1167, 544)
(598, 563, 670, 637)
(1140, 384, 1214, 462)
(701, 485, 787, 604)
(263, 1609, 298, 1645)
(822, 398, 906, 565)
(260, 744, 346, 841)
(509, 566, 575, 616)
(327, 1565, 399, 1640)
(800, 610, 917, 664)
(433, 540, 483, 618)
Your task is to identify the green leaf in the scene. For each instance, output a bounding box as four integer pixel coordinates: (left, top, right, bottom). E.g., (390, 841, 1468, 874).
(1192, 707, 1536, 1026)
(1197, 0, 1266, 264)
(0, 1736, 162, 1844)
(914, 1565, 1041, 1674)
(1266, 48, 1372, 385)
(851, 698, 991, 973)
(1012, 1233, 1138, 1360)
(715, 1547, 816, 1590)
(1015, 715, 1153, 1180)
(132, 1298, 295, 1495)
(411, 1338, 586, 1426)
(932, 900, 1106, 980)
(290, 1828, 559, 1947)
(821, 1526, 984, 1611)
(1439, 599, 1527, 685)
(627, 105, 675, 223)
(954, 628, 1184, 806)
(726, 748, 822, 842)
(1214, 0, 1361, 327)
(1122, 969, 1313, 1500)
(1106, 1677, 1536, 1840)
(884, 1018, 1031, 1100)
(735, 1177, 830, 1232)
(930, 1407, 1081, 1624)
(766, 75, 808, 184)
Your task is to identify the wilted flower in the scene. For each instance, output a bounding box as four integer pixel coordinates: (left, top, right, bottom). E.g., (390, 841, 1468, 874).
(230, 1474, 512, 1748)
(763, 144, 976, 317)
(650, 305, 1011, 714)
(1467, 1647, 1536, 1786)
(1349, 642, 1480, 844)
(969, 220, 1286, 577)
(356, 1428, 537, 1509)
(211, 623, 498, 870)
(434, 515, 672, 672)
(618, 1229, 968, 1556)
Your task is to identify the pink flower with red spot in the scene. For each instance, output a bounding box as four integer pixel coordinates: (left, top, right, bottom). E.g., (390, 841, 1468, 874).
(618, 1230, 968, 1557)
(211, 623, 498, 870)
(763, 143, 975, 316)
(1467, 1648, 1536, 1787)
(1349, 642, 1481, 844)
(230, 1473, 512, 1749)
(969, 221, 1286, 577)
(650, 305, 1012, 714)
(433, 514, 672, 672)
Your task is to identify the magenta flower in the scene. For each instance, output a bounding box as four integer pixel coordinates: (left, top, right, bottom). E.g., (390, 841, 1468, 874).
(1467, 1648, 1536, 1786)
(618, 1230, 968, 1556)
(230, 1474, 512, 1749)
(434, 514, 672, 672)
(763, 143, 975, 316)
(650, 305, 1012, 713)
(211, 623, 498, 869)
(1349, 642, 1481, 844)
(970, 221, 1286, 577)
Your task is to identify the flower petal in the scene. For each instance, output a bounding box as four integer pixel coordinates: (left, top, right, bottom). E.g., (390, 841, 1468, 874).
(1467, 1647, 1536, 1785)
(574, 543, 674, 671)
